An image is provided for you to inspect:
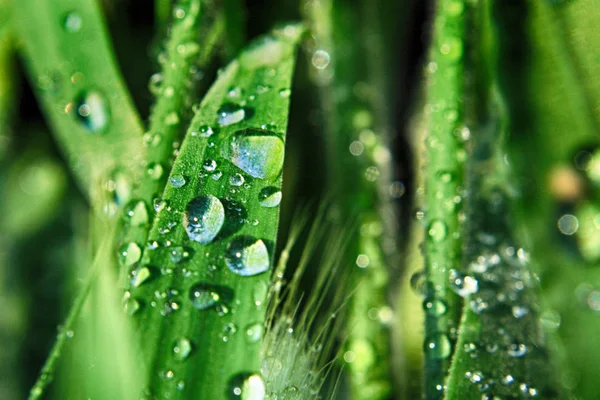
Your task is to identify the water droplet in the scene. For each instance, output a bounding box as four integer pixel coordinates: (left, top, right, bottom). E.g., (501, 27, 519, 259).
(558, 214, 579, 235)
(74, 90, 109, 133)
(228, 373, 265, 400)
(173, 337, 193, 360)
(165, 111, 180, 125)
(410, 270, 427, 297)
(541, 310, 561, 330)
(183, 195, 225, 244)
(425, 333, 451, 360)
(212, 171, 223, 180)
(148, 73, 163, 94)
(170, 246, 192, 263)
(356, 254, 370, 268)
(278, 88, 291, 98)
(130, 265, 153, 287)
(428, 219, 448, 242)
(126, 200, 149, 226)
(147, 162, 164, 180)
(63, 11, 82, 32)
(449, 269, 478, 297)
(169, 174, 186, 188)
(222, 128, 284, 179)
(312, 49, 331, 69)
(423, 298, 447, 316)
(507, 343, 527, 358)
(203, 158, 217, 171)
(258, 187, 282, 208)
(119, 242, 142, 267)
(153, 198, 167, 213)
(123, 295, 141, 315)
(230, 173, 245, 186)
(189, 282, 232, 310)
(225, 237, 270, 276)
(217, 103, 245, 126)
(199, 125, 215, 137)
(245, 322, 264, 343)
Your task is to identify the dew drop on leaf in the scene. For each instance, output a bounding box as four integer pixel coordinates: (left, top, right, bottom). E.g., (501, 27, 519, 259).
(130, 265, 153, 287)
(217, 103, 245, 126)
(428, 219, 448, 242)
(62, 11, 82, 32)
(147, 162, 164, 180)
(230, 173, 245, 187)
(424, 333, 451, 360)
(170, 246, 192, 263)
(74, 90, 109, 133)
(189, 282, 231, 310)
(203, 158, 217, 171)
(169, 174, 186, 188)
(183, 195, 225, 244)
(449, 269, 478, 297)
(258, 187, 282, 208)
(222, 129, 284, 179)
(119, 242, 142, 267)
(173, 337, 193, 361)
(225, 237, 270, 276)
(228, 373, 266, 400)
(244, 322, 264, 343)
(126, 200, 149, 226)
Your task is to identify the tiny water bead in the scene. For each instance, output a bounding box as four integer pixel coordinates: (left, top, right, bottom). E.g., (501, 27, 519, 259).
(74, 90, 109, 133)
(449, 269, 478, 297)
(228, 373, 265, 400)
(423, 298, 447, 316)
(225, 237, 270, 276)
(62, 11, 82, 33)
(230, 173, 245, 187)
(203, 158, 217, 171)
(170, 246, 192, 263)
(222, 128, 285, 179)
(258, 187, 282, 208)
(189, 282, 232, 310)
(424, 333, 451, 360)
(173, 337, 193, 361)
(183, 195, 225, 244)
(428, 219, 448, 242)
(217, 103, 246, 126)
(312, 49, 331, 69)
(245, 322, 264, 343)
(169, 174, 186, 188)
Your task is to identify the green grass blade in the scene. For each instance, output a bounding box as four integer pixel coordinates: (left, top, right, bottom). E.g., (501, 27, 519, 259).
(13, 0, 146, 200)
(0, 3, 15, 161)
(304, 0, 405, 397)
(495, 1, 600, 398)
(222, 0, 246, 59)
(125, 25, 303, 399)
(422, 0, 468, 396)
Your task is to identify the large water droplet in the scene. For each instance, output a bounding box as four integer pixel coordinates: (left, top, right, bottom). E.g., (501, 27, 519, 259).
(189, 282, 232, 310)
(228, 373, 265, 400)
(183, 195, 225, 244)
(222, 128, 284, 179)
(74, 90, 109, 133)
(258, 187, 282, 208)
(217, 103, 246, 126)
(225, 237, 270, 276)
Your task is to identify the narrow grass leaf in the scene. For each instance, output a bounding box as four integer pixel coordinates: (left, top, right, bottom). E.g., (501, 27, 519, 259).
(13, 0, 145, 199)
(304, 0, 402, 397)
(125, 25, 304, 399)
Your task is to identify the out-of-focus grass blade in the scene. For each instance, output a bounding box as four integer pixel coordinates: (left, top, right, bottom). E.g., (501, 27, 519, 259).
(13, 0, 145, 199)
(125, 25, 303, 399)
(495, 1, 600, 398)
(304, 0, 406, 397)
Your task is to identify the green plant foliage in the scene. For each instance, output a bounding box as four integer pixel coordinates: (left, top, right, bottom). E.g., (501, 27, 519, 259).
(123, 25, 304, 399)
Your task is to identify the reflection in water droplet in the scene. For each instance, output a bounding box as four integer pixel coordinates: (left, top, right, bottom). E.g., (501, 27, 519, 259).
(217, 103, 246, 126)
(226, 237, 270, 276)
(223, 129, 284, 179)
(228, 373, 265, 400)
(258, 187, 282, 208)
(183, 195, 225, 244)
(74, 90, 109, 133)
